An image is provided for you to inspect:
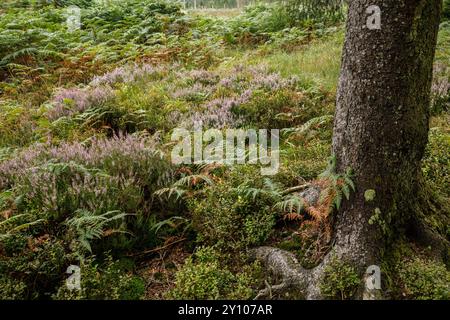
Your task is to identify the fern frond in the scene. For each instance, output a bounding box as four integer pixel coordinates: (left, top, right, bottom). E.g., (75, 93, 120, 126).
(153, 187, 186, 201)
(263, 177, 283, 194)
(284, 212, 303, 221)
(274, 194, 305, 213)
(151, 216, 188, 235)
(66, 209, 130, 252)
(282, 115, 333, 138)
(344, 175, 355, 191)
(173, 174, 213, 188)
(0, 47, 39, 65)
(234, 178, 283, 202)
(342, 183, 350, 201)
(334, 189, 343, 210)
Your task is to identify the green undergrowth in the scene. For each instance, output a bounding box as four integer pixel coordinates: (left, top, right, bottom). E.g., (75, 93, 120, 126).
(0, 1, 449, 300)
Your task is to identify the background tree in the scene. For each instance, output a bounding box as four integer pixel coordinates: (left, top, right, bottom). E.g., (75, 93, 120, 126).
(253, 0, 448, 299)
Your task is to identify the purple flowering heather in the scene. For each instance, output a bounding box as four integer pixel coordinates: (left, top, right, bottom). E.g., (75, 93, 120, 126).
(432, 63, 450, 98)
(48, 63, 164, 121)
(167, 110, 184, 127)
(0, 134, 170, 190)
(177, 65, 301, 129)
(218, 77, 234, 89)
(45, 63, 300, 128)
(248, 65, 298, 91)
(0, 142, 50, 189)
(22, 162, 140, 216)
(183, 69, 219, 85)
(48, 85, 114, 120)
(181, 91, 251, 129)
(251, 72, 289, 91)
(218, 65, 298, 92)
(90, 64, 162, 87)
(171, 83, 215, 101)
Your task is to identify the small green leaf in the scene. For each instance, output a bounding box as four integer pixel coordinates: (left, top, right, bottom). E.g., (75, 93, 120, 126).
(364, 189, 376, 202)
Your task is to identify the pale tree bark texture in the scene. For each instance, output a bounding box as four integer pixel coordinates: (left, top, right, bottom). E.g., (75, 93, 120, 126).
(253, 0, 445, 299)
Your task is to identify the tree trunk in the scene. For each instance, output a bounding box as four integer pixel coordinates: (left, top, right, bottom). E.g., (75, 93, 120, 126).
(332, 0, 442, 273)
(253, 0, 444, 299)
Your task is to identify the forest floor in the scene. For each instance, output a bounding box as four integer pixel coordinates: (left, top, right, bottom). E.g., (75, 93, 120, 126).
(0, 2, 449, 300)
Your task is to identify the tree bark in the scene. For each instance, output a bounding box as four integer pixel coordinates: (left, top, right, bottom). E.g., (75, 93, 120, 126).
(253, 0, 444, 299)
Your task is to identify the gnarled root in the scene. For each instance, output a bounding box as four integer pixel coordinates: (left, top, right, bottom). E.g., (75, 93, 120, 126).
(250, 245, 384, 300)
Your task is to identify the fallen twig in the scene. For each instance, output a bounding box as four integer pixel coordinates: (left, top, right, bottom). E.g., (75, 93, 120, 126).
(127, 238, 187, 257)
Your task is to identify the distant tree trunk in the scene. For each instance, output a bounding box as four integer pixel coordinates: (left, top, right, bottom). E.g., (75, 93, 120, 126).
(253, 0, 446, 299)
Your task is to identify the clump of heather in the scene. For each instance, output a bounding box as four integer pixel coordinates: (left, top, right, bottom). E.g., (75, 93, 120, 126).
(47, 64, 166, 122)
(250, 71, 298, 91)
(432, 64, 450, 96)
(215, 65, 299, 93)
(45, 63, 305, 131)
(21, 162, 141, 220)
(171, 83, 215, 102)
(0, 142, 50, 189)
(0, 133, 175, 261)
(182, 69, 220, 86)
(90, 64, 164, 87)
(48, 86, 114, 120)
(0, 134, 172, 191)
(181, 93, 250, 129)
(178, 65, 302, 129)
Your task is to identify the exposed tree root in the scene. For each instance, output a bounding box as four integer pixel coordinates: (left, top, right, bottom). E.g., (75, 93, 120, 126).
(250, 245, 347, 300)
(251, 181, 450, 300)
(407, 182, 450, 261)
(251, 245, 387, 300)
(250, 246, 310, 300)
(252, 229, 448, 300)
(408, 215, 450, 262)
(250, 182, 376, 300)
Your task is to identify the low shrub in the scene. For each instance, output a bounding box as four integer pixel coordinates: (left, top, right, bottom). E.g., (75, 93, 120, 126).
(396, 257, 450, 300)
(0, 236, 74, 299)
(285, 0, 345, 26)
(431, 63, 450, 115)
(0, 133, 176, 298)
(54, 255, 146, 300)
(0, 276, 28, 300)
(320, 257, 360, 300)
(0, 102, 37, 148)
(189, 177, 275, 253)
(168, 247, 260, 300)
